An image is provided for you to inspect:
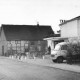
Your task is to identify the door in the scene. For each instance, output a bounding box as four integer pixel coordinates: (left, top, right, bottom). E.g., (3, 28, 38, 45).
(2, 45, 4, 56)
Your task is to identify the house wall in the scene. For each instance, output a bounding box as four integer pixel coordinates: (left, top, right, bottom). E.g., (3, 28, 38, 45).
(60, 20, 78, 37)
(0, 39, 2, 55)
(6, 40, 47, 57)
(0, 28, 7, 56)
(77, 19, 80, 37)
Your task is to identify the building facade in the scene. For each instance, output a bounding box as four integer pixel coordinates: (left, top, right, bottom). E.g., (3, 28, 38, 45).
(59, 16, 80, 43)
(0, 24, 54, 57)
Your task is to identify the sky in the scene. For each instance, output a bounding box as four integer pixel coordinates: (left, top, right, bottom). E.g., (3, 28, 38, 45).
(0, 0, 80, 33)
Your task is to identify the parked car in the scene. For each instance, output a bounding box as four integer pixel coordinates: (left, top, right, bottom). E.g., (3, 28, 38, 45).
(51, 42, 69, 63)
(51, 42, 80, 63)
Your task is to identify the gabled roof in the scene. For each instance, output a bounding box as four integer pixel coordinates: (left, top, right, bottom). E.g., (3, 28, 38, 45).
(1, 24, 54, 41)
(59, 16, 80, 26)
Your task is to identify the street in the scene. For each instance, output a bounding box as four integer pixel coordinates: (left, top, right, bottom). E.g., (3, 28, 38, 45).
(0, 57, 79, 80)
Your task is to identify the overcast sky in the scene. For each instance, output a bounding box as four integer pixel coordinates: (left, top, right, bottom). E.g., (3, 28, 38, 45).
(0, 0, 80, 32)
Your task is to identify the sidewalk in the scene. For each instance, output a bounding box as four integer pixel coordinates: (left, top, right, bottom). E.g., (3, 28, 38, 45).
(21, 57, 80, 73)
(9, 55, 80, 73)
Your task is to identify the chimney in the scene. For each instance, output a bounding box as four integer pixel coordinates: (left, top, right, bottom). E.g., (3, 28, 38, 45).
(60, 19, 66, 24)
(37, 22, 39, 26)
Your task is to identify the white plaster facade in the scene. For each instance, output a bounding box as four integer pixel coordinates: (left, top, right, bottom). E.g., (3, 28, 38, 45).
(77, 19, 80, 37)
(47, 40, 54, 50)
(59, 16, 80, 43)
(60, 20, 78, 38)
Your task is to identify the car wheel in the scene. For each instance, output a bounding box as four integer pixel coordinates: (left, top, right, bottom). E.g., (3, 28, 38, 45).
(57, 57, 63, 63)
(52, 59, 57, 63)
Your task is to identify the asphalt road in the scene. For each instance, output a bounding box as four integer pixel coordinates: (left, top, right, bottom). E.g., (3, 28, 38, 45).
(0, 57, 80, 80)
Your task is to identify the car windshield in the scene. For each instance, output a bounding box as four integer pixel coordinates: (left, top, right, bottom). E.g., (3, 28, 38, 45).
(54, 44, 60, 50)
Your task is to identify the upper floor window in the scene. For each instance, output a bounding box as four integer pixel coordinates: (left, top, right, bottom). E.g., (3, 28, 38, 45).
(30, 41, 35, 45)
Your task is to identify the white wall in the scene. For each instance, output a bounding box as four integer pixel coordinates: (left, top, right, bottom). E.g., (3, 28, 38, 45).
(47, 40, 54, 50)
(77, 19, 80, 37)
(60, 20, 78, 37)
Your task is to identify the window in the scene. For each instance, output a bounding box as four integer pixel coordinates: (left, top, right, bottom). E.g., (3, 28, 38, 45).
(38, 41, 41, 44)
(17, 47, 20, 50)
(7, 41, 11, 44)
(25, 41, 29, 44)
(54, 45, 60, 50)
(17, 44, 20, 47)
(7, 43, 11, 47)
(61, 45, 68, 50)
(30, 46, 35, 51)
(15, 41, 18, 44)
(25, 44, 28, 47)
(15, 41, 21, 44)
(30, 41, 35, 45)
(11, 41, 15, 44)
(12, 47, 16, 50)
(12, 44, 16, 47)
(21, 41, 25, 46)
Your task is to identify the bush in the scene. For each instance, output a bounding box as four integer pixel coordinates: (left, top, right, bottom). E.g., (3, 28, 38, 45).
(66, 43, 80, 64)
(67, 43, 80, 56)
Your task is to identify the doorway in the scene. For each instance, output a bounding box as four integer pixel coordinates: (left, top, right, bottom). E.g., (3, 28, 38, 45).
(2, 45, 4, 56)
